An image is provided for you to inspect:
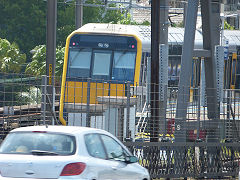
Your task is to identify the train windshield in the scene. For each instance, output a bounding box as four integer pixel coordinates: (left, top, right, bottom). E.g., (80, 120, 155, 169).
(92, 50, 112, 80)
(68, 48, 91, 78)
(66, 34, 137, 83)
(112, 51, 136, 82)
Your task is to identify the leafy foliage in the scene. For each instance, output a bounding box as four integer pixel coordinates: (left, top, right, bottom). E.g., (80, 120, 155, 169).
(0, 0, 130, 57)
(25, 45, 46, 76)
(17, 86, 41, 105)
(119, 13, 150, 25)
(119, 13, 135, 25)
(0, 38, 26, 73)
(0, 0, 46, 58)
(56, 1, 126, 46)
(1, 0, 144, 76)
(25, 45, 64, 77)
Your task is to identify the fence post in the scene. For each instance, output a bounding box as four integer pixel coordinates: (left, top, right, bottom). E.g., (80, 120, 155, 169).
(86, 78, 91, 127)
(41, 75, 47, 125)
(197, 86, 201, 139)
(126, 81, 130, 139)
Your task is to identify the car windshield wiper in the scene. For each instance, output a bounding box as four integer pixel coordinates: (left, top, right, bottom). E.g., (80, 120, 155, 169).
(31, 150, 59, 156)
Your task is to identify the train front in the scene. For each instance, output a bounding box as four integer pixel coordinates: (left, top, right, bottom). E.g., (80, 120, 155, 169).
(59, 31, 142, 126)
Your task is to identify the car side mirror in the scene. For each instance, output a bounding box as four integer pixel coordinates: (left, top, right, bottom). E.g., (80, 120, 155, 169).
(130, 156, 138, 163)
(125, 156, 138, 164)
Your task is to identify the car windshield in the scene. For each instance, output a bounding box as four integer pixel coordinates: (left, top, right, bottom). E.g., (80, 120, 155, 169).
(0, 132, 76, 155)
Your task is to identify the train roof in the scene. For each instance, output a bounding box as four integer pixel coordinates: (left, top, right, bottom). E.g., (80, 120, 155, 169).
(76, 23, 240, 52)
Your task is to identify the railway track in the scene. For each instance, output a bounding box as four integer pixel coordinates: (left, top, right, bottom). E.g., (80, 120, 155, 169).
(0, 104, 59, 140)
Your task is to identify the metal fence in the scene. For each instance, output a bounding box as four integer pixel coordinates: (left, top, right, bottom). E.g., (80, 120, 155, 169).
(0, 73, 240, 178)
(125, 142, 240, 179)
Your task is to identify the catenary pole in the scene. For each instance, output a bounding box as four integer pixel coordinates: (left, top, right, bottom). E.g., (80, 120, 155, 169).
(76, 0, 83, 29)
(150, 0, 160, 142)
(46, 0, 57, 123)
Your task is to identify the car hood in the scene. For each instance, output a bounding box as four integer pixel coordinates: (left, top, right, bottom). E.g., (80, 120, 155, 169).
(128, 162, 150, 178)
(0, 154, 82, 179)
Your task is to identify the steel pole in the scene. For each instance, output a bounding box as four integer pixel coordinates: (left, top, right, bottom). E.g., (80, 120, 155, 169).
(175, 0, 199, 142)
(75, 0, 83, 29)
(150, 0, 160, 142)
(201, 0, 221, 142)
(46, 0, 57, 123)
(159, 0, 169, 137)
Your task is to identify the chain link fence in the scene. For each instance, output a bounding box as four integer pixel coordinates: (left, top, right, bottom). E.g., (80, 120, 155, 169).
(0, 73, 240, 178)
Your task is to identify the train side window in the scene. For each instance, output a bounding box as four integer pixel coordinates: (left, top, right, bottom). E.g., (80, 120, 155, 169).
(67, 48, 91, 78)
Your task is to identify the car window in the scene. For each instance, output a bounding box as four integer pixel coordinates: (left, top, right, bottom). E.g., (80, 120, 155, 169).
(100, 135, 129, 161)
(0, 132, 76, 155)
(84, 133, 106, 159)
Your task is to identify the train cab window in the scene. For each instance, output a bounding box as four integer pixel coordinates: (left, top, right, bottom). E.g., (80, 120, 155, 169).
(92, 50, 112, 80)
(67, 48, 91, 78)
(112, 51, 136, 82)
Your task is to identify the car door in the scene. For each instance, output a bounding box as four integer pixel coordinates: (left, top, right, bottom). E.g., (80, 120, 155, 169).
(84, 133, 121, 180)
(100, 134, 144, 180)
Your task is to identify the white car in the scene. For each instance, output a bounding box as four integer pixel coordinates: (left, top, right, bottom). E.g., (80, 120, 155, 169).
(0, 126, 149, 180)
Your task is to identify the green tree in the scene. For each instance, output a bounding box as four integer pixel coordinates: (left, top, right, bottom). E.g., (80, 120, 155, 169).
(119, 12, 150, 25)
(0, 38, 26, 73)
(119, 13, 134, 25)
(56, 0, 118, 47)
(0, 0, 46, 59)
(0, 0, 129, 57)
(25, 45, 64, 77)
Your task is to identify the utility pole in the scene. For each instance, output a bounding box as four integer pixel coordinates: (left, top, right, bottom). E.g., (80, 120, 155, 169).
(150, 0, 160, 142)
(150, 0, 169, 142)
(75, 0, 83, 29)
(46, 0, 57, 123)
